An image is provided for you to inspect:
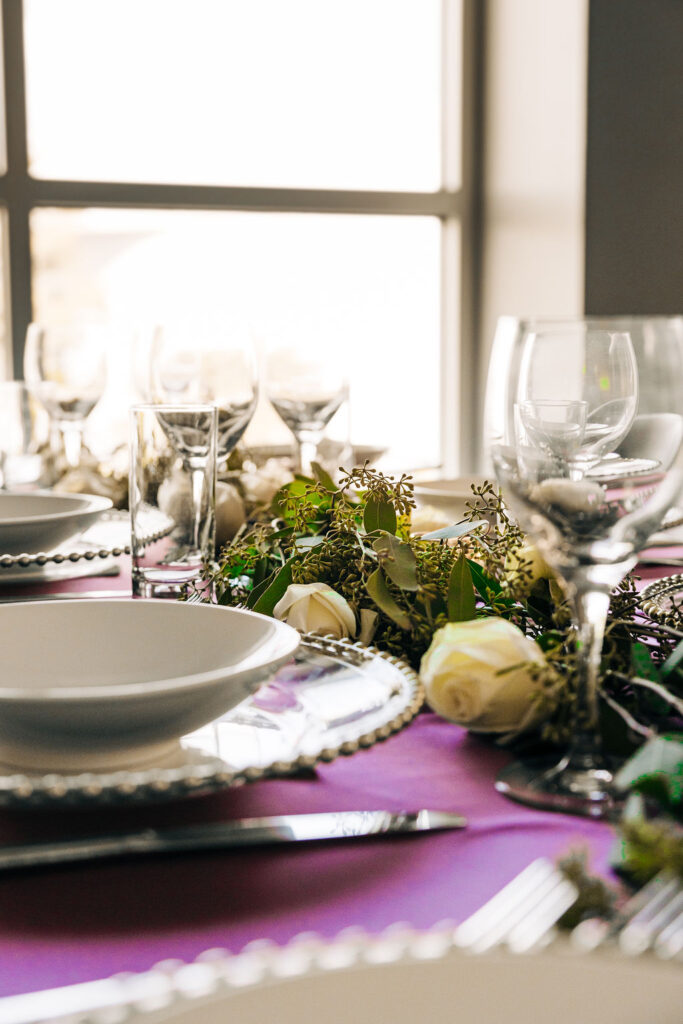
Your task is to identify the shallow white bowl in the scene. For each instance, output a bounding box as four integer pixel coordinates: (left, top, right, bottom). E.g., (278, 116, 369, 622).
(0, 491, 113, 555)
(0, 599, 300, 771)
(413, 477, 490, 521)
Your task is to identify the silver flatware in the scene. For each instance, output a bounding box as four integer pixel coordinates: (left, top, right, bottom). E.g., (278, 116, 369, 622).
(571, 869, 683, 959)
(454, 858, 578, 954)
(0, 809, 467, 871)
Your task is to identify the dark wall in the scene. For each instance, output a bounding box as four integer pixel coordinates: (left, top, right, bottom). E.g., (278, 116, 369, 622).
(585, 0, 683, 314)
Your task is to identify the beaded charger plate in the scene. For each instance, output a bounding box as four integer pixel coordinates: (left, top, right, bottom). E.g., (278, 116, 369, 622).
(639, 573, 683, 628)
(0, 509, 171, 584)
(0, 636, 423, 809)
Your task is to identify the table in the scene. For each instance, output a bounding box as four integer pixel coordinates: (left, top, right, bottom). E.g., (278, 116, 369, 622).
(0, 554, 673, 1000)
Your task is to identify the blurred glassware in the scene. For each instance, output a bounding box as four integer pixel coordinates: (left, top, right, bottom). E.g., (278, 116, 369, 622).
(24, 323, 108, 470)
(0, 381, 51, 489)
(265, 344, 349, 475)
(129, 403, 217, 598)
(148, 322, 258, 470)
(485, 315, 683, 817)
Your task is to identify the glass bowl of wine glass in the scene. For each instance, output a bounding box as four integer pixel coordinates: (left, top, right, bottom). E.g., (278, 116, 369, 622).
(148, 321, 259, 469)
(485, 315, 683, 817)
(265, 343, 349, 476)
(24, 323, 108, 470)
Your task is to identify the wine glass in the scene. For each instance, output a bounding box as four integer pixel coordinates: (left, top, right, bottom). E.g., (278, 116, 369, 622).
(24, 323, 108, 470)
(265, 345, 349, 475)
(485, 316, 683, 817)
(148, 323, 258, 469)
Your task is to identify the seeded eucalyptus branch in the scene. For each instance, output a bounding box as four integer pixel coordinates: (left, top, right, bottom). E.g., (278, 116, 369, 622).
(208, 464, 683, 751)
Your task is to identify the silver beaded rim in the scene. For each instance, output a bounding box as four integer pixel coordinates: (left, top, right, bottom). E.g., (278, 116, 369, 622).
(0, 635, 424, 808)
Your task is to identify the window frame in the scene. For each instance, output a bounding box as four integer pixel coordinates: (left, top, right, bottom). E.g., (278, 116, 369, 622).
(0, 0, 483, 472)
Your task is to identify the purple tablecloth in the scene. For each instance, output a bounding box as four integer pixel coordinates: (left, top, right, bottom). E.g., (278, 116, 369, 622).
(0, 554, 674, 1000)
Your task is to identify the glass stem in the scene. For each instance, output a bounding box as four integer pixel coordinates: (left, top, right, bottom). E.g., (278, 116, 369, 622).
(295, 430, 322, 475)
(567, 588, 610, 766)
(190, 466, 208, 556)
(60, 423, 84, 469)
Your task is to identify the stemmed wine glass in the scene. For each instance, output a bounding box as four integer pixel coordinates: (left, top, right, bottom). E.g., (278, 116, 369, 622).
(265, 344, 348, 475)
(148, 323, 258, 469)
(485, 316, 683, 817)
(24, 323, 108, 470)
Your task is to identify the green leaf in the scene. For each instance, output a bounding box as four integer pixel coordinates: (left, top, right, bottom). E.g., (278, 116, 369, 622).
(613, 733, 683, 813)
(447, 553, 476, 622)
(420, 520, 489, 541)
(466, 559, 501, 599)
(251, 561, 294, 616)
(372, 534, 418, 590)
(661, 638, 683, 680)
(252, 556, 273, 588)
(631, 642, 660, 682)
(365, 568, 412, 630)
(310, 462, 338, 492)
(294, 535, 326, 549)
(364, 498, 397, 536)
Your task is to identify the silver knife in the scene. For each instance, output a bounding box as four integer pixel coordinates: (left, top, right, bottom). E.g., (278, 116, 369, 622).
(0, 810, 467, 871)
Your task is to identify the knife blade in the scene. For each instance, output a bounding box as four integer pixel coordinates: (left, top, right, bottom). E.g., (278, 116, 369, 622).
(0, 810, 466, 872)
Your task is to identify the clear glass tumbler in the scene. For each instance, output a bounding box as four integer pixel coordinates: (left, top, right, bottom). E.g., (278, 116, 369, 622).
(129, 403, 217, 598)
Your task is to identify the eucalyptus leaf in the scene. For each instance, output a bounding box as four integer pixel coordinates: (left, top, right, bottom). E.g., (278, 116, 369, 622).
(252, 561, 294, 616)
(420, 520, 489, 541)
(364, 498, 397, 536)
(613, 733, 683, 811)
(366, 568, 412, 630)
(372, 534, 418, 590)
(466, 558, 501, 599)
(447, 553, 476, 622)
(631, 642, 660, 682)
(310, 462, 338, 492)
(661, 638, 683, 680)
(294, 536, 326, 549)
(252, 556, 273, 588)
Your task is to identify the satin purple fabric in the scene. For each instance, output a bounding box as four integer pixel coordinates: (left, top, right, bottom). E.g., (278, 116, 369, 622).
(2, 559, 670, 999)
(0, 711, 618, 998)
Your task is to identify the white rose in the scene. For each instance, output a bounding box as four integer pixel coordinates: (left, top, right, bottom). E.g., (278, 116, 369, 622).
(420, 618, 549, 734)
(273, 583, 357, 639)
(242, 459, 294, 505)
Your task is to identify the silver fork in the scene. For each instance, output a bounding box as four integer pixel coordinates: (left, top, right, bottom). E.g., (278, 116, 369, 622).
(571, 869, 683, 959)
(454, 858, 578, 954)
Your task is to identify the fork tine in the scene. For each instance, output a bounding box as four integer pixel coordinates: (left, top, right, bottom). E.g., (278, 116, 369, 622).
(619, 873, 683, 956)
(654, 903, 683, 960)
(454, 858, 577, 954)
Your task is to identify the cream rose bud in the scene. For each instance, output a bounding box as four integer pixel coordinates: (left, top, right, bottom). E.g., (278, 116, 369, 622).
(505, 543, 554, 589)
(273, 583, 357, 639)
(420, 618, 547, 734)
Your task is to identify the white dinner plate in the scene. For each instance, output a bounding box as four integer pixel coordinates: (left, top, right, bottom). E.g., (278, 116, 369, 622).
(1, 926, 680, 1024)
(0, 491, 112, 556)
(0, 599, 299, 772)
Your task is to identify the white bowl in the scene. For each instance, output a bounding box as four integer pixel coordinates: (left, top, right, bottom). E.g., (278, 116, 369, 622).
(413, 477, 491, 522)
(0, 600, 300, 771)
(0, 491, 113, 555)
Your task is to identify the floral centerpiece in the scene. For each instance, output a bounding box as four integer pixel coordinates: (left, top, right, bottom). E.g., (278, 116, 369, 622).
(209, 463, 683, 754)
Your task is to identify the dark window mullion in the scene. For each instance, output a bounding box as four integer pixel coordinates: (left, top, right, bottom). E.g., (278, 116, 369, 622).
(2, 0, 32, 378)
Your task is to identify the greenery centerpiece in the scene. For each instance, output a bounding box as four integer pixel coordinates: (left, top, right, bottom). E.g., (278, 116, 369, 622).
(209, 463, 683, 752)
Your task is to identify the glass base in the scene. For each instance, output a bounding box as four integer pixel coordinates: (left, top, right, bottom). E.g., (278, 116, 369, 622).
(495, 754, 623, 819)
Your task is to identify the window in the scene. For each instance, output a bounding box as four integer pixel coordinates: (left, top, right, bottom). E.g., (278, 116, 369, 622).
(1, 0, 478, 471)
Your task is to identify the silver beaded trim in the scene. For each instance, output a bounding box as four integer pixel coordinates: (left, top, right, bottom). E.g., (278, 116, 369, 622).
(0, 636, 424, 808)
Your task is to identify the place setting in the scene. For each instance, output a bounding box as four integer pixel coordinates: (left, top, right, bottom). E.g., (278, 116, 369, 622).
(1, 315, 683, 1024)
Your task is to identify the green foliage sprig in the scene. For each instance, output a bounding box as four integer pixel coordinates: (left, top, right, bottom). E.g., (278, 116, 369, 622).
(208, 465, 683, 751)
